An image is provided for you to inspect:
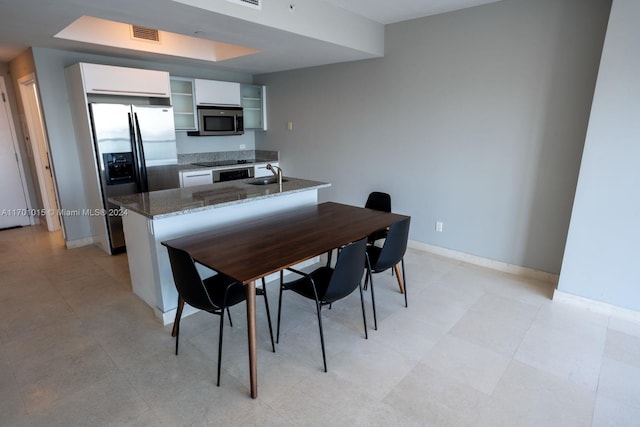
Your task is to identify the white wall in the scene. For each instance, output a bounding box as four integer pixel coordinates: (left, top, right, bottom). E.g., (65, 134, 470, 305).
(6, 51, 43, 214)
(558, 0, 640, 311)
(256, 0, 611, 274)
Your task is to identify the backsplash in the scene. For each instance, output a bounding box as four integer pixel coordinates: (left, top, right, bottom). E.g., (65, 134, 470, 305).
(175, 130, 256, 154)
(177, 150, 279, 165)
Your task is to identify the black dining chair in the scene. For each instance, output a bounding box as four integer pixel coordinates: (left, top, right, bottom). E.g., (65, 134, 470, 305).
(364, 217, 411, 330)
(276, 238, 368, 372)
(365, 191, 392, 245)
(326, 191, 392, 267)
(165, 244, 275, 386)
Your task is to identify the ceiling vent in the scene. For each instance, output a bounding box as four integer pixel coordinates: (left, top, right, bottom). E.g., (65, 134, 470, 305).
(226, 0, 261, 9)
(130, 25, 160, 43)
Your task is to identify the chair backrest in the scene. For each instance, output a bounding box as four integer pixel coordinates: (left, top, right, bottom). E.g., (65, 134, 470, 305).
(374, 217, 411, 271)
(365, 192, 391, 213)
(165, 244, 217, 311)
(324, 237, 367, 303)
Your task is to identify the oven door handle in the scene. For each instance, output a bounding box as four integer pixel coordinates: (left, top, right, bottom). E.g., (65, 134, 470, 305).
(213, 167, 253, 182)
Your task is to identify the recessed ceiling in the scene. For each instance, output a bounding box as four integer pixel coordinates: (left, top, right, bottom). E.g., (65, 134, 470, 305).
(54, 16, 261, 63)
(0, 0, 505, 74)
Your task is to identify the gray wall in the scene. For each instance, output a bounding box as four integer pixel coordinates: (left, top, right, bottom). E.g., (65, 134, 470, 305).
(558, 0, 640, 310)
(26, 47, 254, 243)
(255, 0, 611, 274)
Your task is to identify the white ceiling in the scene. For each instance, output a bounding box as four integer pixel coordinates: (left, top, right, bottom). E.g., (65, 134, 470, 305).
(0, 0, 503, 74)
(322, 0, 503, 24)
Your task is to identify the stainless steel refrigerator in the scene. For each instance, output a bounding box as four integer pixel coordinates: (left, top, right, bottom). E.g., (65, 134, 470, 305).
(89, 103, 179, 253)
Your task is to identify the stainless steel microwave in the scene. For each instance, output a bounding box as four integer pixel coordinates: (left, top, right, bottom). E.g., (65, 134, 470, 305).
(188, 106, 244, 136)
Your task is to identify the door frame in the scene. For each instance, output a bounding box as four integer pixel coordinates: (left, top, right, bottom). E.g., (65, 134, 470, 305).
(0, 75, 34, 227)
(17, 73, 61, 232)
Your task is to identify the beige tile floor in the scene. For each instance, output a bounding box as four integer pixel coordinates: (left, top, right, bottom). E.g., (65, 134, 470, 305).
(1, 225, 640, 426)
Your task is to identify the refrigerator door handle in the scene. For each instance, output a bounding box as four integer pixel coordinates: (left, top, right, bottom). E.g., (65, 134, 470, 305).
(132, 112, 149, 193)
(128, 112, 139, 191)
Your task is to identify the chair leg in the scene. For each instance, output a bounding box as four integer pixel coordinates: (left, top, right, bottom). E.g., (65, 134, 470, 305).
(365, 255, 377, 330)
(369, 272, 377, 331)
(359, 283, 368, 339)
(402, 258, 408, 308)
(172, 297, 184, 355)
(216, 309, 225, 387)
(364, 254, 370, 291)
(315, 302, 327, 373)
(393, 263, 405, 294)
(226, 307, 233, 327)
(172, 297, 184, 338)
(276, 270, 284, 344)
(261, 278, 276, 352)
(326, 249, 333, 267)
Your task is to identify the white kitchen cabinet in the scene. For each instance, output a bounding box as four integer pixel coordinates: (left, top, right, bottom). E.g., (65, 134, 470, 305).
(194, 79, 241, 106)
(241, 84, 267, 130)
(180, 169, 213, 187)
(254, 162, 279, 178)
(80, 63, 171, 97)
(170, 77, 197, 130)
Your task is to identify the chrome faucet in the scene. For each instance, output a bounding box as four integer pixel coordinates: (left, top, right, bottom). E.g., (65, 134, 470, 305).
(266, 163, 283, 188)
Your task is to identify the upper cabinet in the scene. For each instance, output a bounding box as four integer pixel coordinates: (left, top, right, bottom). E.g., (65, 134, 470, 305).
(194, 79, 240, 106)
(166, 76, 268, 132)
(80, 63, 171, 97)
(241, 84, 267, 131)
(170, 77, 197, 131)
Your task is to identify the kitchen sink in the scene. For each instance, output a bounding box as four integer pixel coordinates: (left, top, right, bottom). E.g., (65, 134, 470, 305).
(246, 177, 288, 185)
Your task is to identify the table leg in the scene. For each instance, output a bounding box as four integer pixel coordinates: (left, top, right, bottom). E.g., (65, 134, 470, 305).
(393, 264, 405, 294)
(246, 280, 258, 398)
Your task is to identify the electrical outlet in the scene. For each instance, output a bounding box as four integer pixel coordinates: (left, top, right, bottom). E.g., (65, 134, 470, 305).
(239, 144, 246, 149)
(287, 121, 293, 131)
(435, 221, 443, 232)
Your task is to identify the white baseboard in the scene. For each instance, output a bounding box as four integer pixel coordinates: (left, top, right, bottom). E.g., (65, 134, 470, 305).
(406, 241, 640, 318)
(65, 236, 95, 249)
(553, 290, 640, 322)
(408, 240, 559, 285)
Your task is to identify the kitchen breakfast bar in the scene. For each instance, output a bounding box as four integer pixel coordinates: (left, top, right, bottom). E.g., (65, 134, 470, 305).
(109, 177, 330, 324)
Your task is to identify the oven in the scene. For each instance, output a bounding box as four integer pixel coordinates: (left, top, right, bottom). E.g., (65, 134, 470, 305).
(213, 166, 254, 182)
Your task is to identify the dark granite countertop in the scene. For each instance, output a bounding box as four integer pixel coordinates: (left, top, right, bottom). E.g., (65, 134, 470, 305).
(109, 177, 330, 219)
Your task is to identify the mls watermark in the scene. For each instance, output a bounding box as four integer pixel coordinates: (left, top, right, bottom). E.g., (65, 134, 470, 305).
(1, 208, 128, 217)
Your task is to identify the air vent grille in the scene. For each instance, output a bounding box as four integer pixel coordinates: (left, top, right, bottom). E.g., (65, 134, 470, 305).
(131, 25, 160, 42)
(226, 0, 261, 9)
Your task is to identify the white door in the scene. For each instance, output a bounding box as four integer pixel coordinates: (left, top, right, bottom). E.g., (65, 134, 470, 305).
(18, 74, 61, 232)
(0, 76, 32, 229)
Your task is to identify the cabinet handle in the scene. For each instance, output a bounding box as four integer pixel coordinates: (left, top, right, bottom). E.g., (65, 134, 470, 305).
(186, 173, 211, 178)
(198, 102, 240, 107)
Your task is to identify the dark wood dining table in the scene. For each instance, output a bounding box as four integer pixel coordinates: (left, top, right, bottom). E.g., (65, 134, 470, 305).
(161, 201, 410, 398)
